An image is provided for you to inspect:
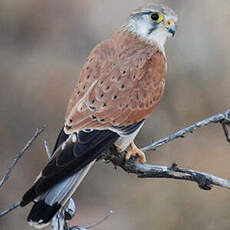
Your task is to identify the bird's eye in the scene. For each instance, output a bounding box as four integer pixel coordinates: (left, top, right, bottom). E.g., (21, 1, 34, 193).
(150, 12, 164, 23)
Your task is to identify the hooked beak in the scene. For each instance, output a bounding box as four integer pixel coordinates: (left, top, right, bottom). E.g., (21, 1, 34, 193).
(164, 20, 176, 37)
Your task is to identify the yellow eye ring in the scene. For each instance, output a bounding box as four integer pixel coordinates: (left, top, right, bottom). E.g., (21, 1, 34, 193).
(150, 12, 164, 23)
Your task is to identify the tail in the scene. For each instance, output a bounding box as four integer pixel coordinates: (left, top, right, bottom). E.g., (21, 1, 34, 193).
(27, 162, 95, 229)
(21, 128, 119, 228)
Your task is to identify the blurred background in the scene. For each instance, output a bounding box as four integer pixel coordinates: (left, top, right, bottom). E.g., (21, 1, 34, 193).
(0, 0, 230, 229)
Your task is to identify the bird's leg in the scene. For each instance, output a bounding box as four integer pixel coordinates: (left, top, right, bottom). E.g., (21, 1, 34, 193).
(125, 141, 146, 163)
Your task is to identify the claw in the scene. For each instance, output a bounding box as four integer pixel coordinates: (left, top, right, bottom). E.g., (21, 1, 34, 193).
(125, 141, 146, 163)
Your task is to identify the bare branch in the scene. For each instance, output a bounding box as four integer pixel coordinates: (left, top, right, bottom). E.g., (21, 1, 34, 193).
(141, 109, 230, 152)
(52, 204, 113, 230)
(106, 145, 230, 191)
(84, 210, 114, 229)
(0, 127, 45, 189)
(70, 210, 114, 230)
(0, 128, 45, 218)
(0, 202, 20, 217)
(44, 140, 52, 159)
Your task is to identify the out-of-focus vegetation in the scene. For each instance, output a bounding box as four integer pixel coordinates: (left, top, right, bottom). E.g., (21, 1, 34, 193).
(0, 0, 230, 229)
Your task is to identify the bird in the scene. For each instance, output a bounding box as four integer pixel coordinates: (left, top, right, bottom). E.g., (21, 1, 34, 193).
(20, 4, 177, 228)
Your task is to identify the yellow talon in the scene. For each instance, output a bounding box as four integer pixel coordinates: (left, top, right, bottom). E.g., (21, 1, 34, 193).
(125, 141, 146, 163)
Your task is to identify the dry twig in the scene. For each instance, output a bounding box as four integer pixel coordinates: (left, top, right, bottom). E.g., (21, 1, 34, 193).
(0, 128, 45, 217)
(0, 202, 20, 217)
(107, 147, 230, 191)
(141, 109, 230, 152)
(70, 210, 114, 230)
(0, 127, 45, 189)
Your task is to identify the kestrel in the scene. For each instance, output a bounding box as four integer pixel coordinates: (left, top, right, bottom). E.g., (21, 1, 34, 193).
(20, 4, 177, 228)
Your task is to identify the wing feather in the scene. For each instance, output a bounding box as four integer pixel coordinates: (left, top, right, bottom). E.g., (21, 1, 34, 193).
(21, 129, 119, 206)
(65, 31, 166, 134)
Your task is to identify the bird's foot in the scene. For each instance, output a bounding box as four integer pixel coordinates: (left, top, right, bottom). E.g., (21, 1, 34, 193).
(125, 141, 146, 163)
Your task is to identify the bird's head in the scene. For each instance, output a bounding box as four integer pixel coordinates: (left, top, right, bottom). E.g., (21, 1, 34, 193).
(123, 4, 178, 50)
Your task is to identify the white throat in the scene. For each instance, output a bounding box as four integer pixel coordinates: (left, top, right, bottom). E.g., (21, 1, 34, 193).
(146, 29, 168, 54)
(123, 18, 169, 55)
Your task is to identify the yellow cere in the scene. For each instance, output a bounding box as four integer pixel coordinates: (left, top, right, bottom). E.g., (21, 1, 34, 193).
(166, 20, 175, 27)
(150, 12, 164, 23)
